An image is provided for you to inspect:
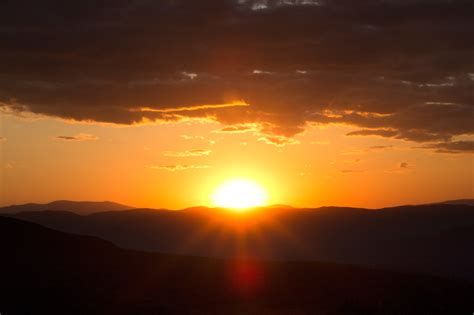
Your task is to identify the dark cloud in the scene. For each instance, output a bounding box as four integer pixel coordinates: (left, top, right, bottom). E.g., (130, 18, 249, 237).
(417, 141, 474, 154)
(1, 0, 473, 145)
(400, 162, 409, 168)
(347, 129, 398, 138)
(55, 134, 98, 141)
(333, 103, 472, 142)
(369, 145, 393, 150)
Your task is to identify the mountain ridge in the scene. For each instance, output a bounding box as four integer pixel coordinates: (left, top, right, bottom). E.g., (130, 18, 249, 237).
(2, 198, 473, 215)
(4, 202, 473, 282)
(0, 200, 134, 215)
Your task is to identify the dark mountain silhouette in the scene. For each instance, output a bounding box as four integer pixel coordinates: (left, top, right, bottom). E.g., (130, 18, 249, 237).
(1, 215, 473, 315)
(437, 199, 474, 206)
(0, 200, 134, 215)
(5, 202, 474, 282)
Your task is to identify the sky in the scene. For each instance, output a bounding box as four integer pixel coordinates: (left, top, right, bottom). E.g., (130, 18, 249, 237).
(0, 0, 473, 209)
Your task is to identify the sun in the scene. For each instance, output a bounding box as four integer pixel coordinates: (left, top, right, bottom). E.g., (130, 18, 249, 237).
(211, 179, 269, 211)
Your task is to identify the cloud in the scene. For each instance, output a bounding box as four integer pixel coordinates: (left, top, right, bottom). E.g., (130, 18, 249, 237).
(181, 135, 205, 140)
(55, 133, 98, 141)
(341, 169, 363, 174)
(214, 124, 257, 134)
(386, 161, 413, 173)
(338, 103, 472, 142)
(344, 158, 361, 164)
(0, 0, 472, 147)
(242, 0, 322, 11)
(252, 69, 273, 75)
(163, 149, 212, 157)
(181, 72, 198, 80)
(368, 145, 393, 150)
(310, 140, 330, 145)
(132, 102, 249, 114)
(148, 164, 211, 172)
(258, 135, 300, 146)
(417, 141, 474, 154)
(347, 129, 398, 138)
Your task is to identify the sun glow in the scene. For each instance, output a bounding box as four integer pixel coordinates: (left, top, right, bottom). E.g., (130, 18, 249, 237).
(211, 179, 269, 210)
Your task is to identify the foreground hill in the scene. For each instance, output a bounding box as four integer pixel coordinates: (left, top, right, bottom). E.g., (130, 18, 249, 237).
(6, 202, 474, 282)
(0, 200, 134, 215)
(1, 216, 473, 315)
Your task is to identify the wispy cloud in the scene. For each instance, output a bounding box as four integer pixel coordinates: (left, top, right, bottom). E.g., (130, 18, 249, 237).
(181, 135, 205, 140)
(347, 129, 398, 138)
(148, 164, 211, 171)
(163, 149, 211, 157)
(131, 102, 249, 113)
(213, 124, 257, 134)
(252, 69, 273, 75)
(340, 169, 363, 174)
(344, 158, 361, 164)
(310, 140, 329, 145)
(181, 71, 197, 80)
(258, 135, 299, 147)
(55, 133, 98, 141)
(368, 145, 393, 150)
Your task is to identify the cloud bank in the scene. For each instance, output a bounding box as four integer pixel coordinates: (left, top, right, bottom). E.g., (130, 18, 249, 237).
(1, 0, 472, 148)
(417, 141, 474, 154)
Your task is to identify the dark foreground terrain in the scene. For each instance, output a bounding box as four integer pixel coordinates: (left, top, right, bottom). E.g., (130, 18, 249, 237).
(7, 201, 474, 281)
(1, 216, 473, 315)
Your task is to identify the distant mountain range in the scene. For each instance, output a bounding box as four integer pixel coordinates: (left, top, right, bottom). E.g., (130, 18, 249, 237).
(1, 199, 473, 215)
(2, 200, 473, 282)
(0, 200, 134, 215)
(1, 215, 473, 314)
(437, 199, 474, 206)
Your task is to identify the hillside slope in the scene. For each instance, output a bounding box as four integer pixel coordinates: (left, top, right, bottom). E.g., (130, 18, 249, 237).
(6, 203, 474, 281)
(1, 216, 473, 314)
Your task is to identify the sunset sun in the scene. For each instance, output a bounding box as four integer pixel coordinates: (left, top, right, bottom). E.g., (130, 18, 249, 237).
(211, 179, 269, 210)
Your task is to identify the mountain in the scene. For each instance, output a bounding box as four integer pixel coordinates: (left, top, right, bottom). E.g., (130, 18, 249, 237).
(438, 199, 474, 206)
(6, 202, 474, 281)
(1, 215, 473, 315)
(0, 200, 134, 215)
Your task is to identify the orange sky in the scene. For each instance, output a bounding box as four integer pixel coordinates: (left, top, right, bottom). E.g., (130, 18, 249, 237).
(1, 112, 472, 209)
(1, 1, 473, 209)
